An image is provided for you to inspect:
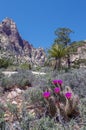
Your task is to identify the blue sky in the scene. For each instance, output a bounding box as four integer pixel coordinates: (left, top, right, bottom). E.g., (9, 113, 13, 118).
(0, 0, 86, 49)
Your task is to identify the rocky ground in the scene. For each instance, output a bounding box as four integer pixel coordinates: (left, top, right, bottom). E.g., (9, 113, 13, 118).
(0, 86, 85, 130)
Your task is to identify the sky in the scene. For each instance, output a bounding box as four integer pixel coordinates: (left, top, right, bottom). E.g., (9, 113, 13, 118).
(0, 0, 86, 49)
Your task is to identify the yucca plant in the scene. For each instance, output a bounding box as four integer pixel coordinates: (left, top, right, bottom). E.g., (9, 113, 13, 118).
(48, 43, 68, 70)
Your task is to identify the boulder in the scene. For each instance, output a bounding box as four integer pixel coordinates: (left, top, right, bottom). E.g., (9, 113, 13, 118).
(7, 91, 18, 99)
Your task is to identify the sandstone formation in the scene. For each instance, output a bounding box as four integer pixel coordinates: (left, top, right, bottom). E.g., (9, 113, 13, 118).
(0, 17, 46, 66)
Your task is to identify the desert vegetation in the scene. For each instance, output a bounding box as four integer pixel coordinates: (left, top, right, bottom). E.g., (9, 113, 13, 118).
(0, 67, 86, 130)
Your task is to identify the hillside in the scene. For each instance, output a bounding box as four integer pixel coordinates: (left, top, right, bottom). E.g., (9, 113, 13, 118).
(0, 17, 46, 67)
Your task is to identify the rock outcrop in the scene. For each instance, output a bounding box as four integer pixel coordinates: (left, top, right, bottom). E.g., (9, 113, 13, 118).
(0, 17, 46, 66)
(62, 41, 86, 67)
(70, 41, 86, 67)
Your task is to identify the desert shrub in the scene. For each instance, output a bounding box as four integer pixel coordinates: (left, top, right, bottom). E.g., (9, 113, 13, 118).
(31, 74, 48, 89)
(0, 71, 4, 94)
(1, 76, 15, 90)
(0, 103, 5, 130)
(80, 98, 86, 122)
(72, 59, 86, 69)
(40, 67, 53, 73)
(23, 87, 44, 106)
(1, 70, 34, 91)
(0, 58, 13, 68)
(18, 79, 32, 89)
(70, 41, 86, 53)
(6, 65, 18, 71)
(20, 63, 32, 70)
(11, 70, 34, 88)
(30, 116, 57, 130)
(71, 64, 80, 69)
(19, 103, 34, 130)
(7, 102, 35, 130)
(7, 102, 18, 116)
(35, 66, 41, 71)
(0, 70, 4, 78)
(0, 70, 4, 86)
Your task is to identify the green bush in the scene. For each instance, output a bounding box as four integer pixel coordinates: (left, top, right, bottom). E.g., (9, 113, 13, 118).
(73, 59, 86, 66)
(30, 117, 57, 130)
(20, 63, 32, 70)
(18, 79, 32, 89)
(1, 77, 14, 91)
(11, 70, 34, 89)
(1, 77, 31, 91)
(35, 66, 41, 71)
(0, 58, 13, 68)
(23, 87, 44, 105)
(1, 71, 33, 91)
(0, 103, 5, 129)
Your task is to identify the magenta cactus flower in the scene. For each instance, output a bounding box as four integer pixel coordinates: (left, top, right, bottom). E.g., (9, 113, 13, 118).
(65, 92, 72, 99)
(57, 79, 63, 85)
(43, 91, 51, 99)
(52, 80, 58, 84)
(52, 79, 63, 85)
(54, 87, 60, 94)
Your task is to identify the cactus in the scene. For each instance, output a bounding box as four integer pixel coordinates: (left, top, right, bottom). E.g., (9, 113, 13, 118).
(63, 87, 80, 119)
(43, 80, 80, 122)
(65, 98, 73, 117)
(46, 96, 58, 118)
